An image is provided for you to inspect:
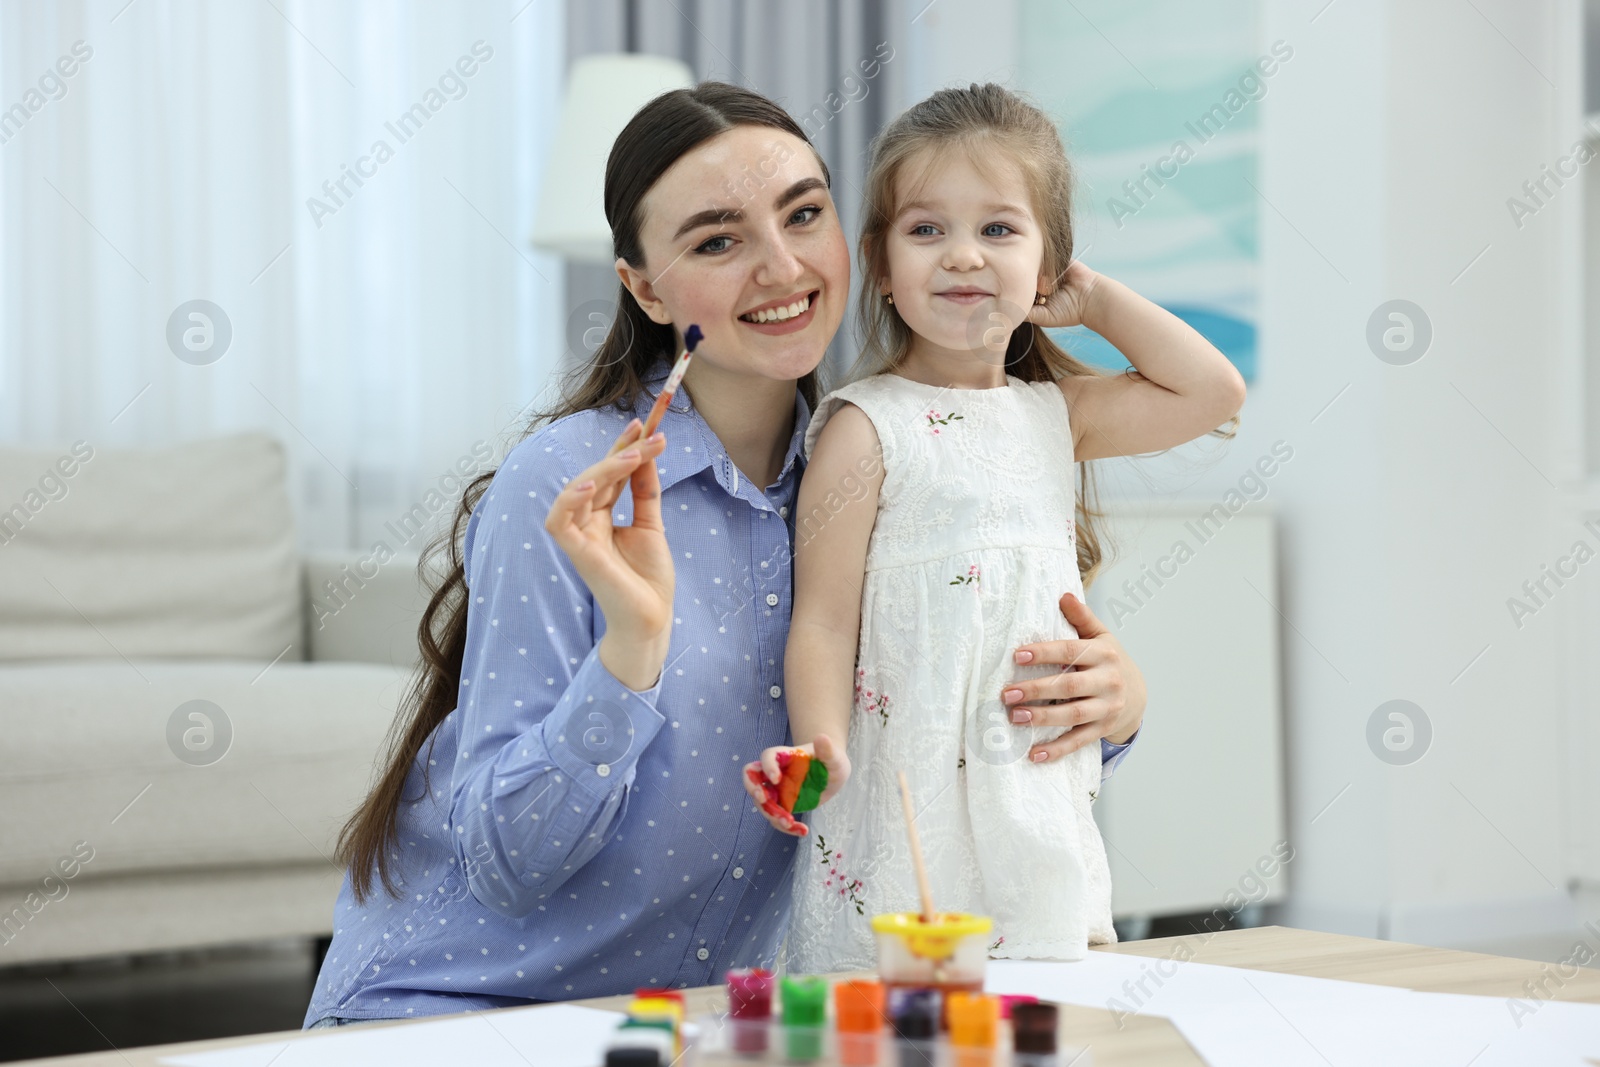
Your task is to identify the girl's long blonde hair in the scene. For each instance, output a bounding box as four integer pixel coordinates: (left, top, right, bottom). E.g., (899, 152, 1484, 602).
(854, 82, 1117, 588)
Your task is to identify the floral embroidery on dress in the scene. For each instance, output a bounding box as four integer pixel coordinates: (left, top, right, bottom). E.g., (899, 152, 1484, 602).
(989, 935, 1006, 952)
(926, 408, 964, 434)
(816, 834, 866, 915)
(854, 668, 891, 725)
(949, 563, 981, 588)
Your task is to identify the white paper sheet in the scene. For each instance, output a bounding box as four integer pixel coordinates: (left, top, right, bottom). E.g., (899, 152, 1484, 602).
(158, 1003, 625, 1067)
(986, 954, 1600, 1067)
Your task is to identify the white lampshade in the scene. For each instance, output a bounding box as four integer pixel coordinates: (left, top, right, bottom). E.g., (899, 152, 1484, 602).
(531, 54, 695, 262)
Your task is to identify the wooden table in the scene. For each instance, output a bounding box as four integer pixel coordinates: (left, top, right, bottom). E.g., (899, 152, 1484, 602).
(16, 927, 1600, 1066)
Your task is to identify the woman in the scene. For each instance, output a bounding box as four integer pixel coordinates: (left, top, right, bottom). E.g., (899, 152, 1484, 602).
(303, 82, 1146, 1027)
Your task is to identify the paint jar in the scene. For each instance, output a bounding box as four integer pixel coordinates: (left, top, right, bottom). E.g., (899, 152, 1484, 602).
(621, 996, 682, 1056)
(1012, 1001, 1068, 1067)
(780, 974, 827, 1062)
(603, 1026, 673, 1067)
(888, 987, 940, 1067)
(726, 967, 774, 1055)
(948, 991, 1000, 1067)
(834, 979, 887, 1067)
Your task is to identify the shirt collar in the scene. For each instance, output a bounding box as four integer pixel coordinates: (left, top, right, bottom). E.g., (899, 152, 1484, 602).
(637, 359, 812, 500)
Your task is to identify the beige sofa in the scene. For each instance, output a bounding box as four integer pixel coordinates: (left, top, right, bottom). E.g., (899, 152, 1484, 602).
(0, 433, 428, 966)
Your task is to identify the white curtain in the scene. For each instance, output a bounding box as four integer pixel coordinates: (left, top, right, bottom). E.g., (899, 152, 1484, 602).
(0, 0, 564, 551)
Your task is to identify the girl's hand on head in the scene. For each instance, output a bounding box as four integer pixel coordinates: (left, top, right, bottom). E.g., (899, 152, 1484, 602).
(1003, 592, 1147, 764)
(1027, 259, 1104, 331)
(543, 419, 674, 684)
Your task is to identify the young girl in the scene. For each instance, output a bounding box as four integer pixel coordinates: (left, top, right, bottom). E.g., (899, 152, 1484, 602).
(744, 84, 1245, 969)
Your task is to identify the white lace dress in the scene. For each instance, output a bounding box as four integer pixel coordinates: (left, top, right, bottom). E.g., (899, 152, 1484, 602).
(782, 372, 1115, 972)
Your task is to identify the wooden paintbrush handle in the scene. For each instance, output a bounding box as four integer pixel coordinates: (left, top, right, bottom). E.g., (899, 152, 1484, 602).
(898, 770, 936, 923)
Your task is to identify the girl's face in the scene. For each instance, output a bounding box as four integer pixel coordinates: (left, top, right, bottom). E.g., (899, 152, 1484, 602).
(621, 125, 850, 387)
(881, 147, 1051, 362)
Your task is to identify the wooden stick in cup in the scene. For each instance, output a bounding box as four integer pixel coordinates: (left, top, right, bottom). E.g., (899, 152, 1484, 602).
(898, 770, 936, 924)
(608, 324, 703, 456)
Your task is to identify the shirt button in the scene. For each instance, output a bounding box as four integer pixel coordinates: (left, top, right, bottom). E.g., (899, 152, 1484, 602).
(696, 948, 710, 961)
(596, 763, 610, 778)
(779, 506, 789, 517)
(765, 593, 779, 607)
(732, 867, 745, 879)
(769, 685, 782, 699)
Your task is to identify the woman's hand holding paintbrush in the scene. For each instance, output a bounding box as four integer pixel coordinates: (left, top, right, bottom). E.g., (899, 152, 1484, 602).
(546, 327, 701, 688)
(547, 327, 701, 688)
(545, 403, 676, 693)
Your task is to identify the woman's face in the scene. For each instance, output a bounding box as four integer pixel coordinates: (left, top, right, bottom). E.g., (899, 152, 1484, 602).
(620, 125, 850, 386)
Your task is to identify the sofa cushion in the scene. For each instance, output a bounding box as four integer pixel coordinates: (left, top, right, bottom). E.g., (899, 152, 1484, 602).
(0, 659, 411, 883)
(0, 433, 301, 662)
(0, 864, 346, 965)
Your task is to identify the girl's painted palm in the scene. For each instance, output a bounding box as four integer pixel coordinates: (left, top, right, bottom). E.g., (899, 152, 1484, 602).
(743, 734, 851, 837)
(1027, 259, 1102, 330)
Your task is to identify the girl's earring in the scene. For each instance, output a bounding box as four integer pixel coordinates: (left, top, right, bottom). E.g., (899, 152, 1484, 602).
(884, 292, 894, 306)
(1035, 292, 1048, 306)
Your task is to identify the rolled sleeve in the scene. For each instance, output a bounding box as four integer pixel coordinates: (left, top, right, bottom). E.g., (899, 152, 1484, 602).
(541, 647, 667, 793)
(1100, 729, 1139, 781)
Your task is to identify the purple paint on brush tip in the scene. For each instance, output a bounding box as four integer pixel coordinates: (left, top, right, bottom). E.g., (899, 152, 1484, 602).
(684, 324, 703, 352)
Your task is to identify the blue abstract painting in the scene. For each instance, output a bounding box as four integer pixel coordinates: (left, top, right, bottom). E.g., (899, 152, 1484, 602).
(1019, 0, 1265, 381)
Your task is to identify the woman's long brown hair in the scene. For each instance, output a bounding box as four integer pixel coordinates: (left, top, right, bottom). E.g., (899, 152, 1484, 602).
(851, 83, 1237, 590)
(336, 83, 830, 904)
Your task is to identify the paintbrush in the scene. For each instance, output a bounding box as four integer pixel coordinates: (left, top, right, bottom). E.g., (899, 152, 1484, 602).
(609, 324, 703, 456)
(898, 770, 937, 924)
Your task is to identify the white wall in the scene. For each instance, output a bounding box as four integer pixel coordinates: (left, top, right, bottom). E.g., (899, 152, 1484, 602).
(1216, 0, 1587, 945)
(1265, 0, 1582, 945)
(913, 0, 1591, 946)
(897, 0, 1019, 104)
